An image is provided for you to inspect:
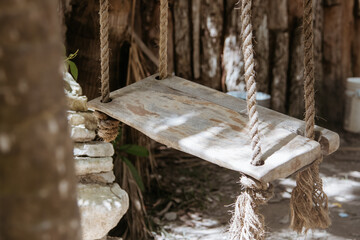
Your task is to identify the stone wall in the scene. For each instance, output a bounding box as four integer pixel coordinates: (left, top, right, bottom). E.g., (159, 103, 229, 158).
(64, 72, 129, 240)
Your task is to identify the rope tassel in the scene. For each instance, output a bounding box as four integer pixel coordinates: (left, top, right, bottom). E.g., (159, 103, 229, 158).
(290, 0, 330, 232)
(229, 175, 273, 240)
(290, 158, 330, 232)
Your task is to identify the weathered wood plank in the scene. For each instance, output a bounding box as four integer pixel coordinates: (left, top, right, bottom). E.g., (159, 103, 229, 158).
(157, 76, 339, 156)
(88, 75, 333, 183)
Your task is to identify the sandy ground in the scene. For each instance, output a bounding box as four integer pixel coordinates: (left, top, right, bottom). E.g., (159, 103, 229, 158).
(147, 131, 360, 240)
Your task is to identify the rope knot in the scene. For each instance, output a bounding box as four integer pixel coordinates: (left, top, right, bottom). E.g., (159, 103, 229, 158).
(94, 111, 119, 142)
(229, 175, 273, 240)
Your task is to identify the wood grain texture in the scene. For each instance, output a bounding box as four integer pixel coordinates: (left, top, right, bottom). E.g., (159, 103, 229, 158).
(88, 75, 339, 182)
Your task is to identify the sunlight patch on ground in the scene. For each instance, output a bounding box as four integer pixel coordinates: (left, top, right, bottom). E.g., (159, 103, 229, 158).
(154, 217, 227, 240)
(323, 176, 360, 204)
(267, 229, 352, 240)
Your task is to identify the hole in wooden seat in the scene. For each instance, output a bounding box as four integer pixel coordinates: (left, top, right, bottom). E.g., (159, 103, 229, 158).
(100, 98, 113, 103)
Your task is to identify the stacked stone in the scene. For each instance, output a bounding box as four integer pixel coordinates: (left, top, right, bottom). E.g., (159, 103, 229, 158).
(64, 72, 128, 240)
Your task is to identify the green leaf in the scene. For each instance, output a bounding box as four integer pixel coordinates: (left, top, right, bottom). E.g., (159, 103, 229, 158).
(68, 60, 78, 80)
(68, 49, 79, 60)
(122, 157, 145, 191)
(118, 144, 149, 157)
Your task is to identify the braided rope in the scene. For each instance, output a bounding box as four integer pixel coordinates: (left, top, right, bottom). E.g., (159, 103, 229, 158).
(229, 175, 273, 240)
(290, 0, 330, 232)
(240, 0, 263, 166)
(96, 0, 119, 142)
(303, 0, 315, 140)
(99, 0, 110, 103)
(159, 0, 168, 79)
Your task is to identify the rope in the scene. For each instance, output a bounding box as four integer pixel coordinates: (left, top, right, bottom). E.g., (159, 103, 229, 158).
(94, 111, 119, 142)
(229, 175, 273, 240)
(96, 0, 119, 142)
(228, 2, 270, 238)
(290, 0, 330, 232)
(240, 0, 263, 166)
(100, 0, 110, 103)
(159, 0, 168, 79)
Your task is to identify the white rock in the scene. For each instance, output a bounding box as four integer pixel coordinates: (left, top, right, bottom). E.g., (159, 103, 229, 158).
(68, 111, 98, 131)
(74, 142, 114, 157)
(71, 126, 96, 142)
(164, 212, 177, 221)
(66, 92, 88, 111)
(63, 71, 82, 96)
(77, 183, 129, 240)
(74, 157, 113, 176)
(78, 171, 116, 184)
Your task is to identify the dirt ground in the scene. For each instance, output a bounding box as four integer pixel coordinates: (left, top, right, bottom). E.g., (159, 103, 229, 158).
(146, 130, 360, 240)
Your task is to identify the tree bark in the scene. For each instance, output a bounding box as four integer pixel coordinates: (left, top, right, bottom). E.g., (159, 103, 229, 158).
(0, 1, 81, 239)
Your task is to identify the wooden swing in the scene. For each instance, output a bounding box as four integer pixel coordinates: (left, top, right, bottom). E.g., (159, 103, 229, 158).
(89, 0, 339, 238)
(89, 74, 338, 182)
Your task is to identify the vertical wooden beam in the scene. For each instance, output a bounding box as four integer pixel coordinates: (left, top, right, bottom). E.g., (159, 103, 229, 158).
(313, 0, 324, 114)
(288, 24, 304, 119)
(322, 1, 354, 124)
(268, 0, 288, 113)
(222, 0, 245, 92)
(200, 0, 223, 89)
(252, 0, 269, 93)
(271, 33, 289, 113)
(174, 0, 192, 79)
(192, 0, 201, 80)
(353, 12, 360, 77)
(268, 0, 288, 31)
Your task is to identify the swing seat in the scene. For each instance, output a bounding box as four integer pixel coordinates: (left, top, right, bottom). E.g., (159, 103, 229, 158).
(88, 74, 339, 182)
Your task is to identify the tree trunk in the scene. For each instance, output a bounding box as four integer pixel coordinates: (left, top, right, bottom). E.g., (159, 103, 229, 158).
(0, 1, 81, 239)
